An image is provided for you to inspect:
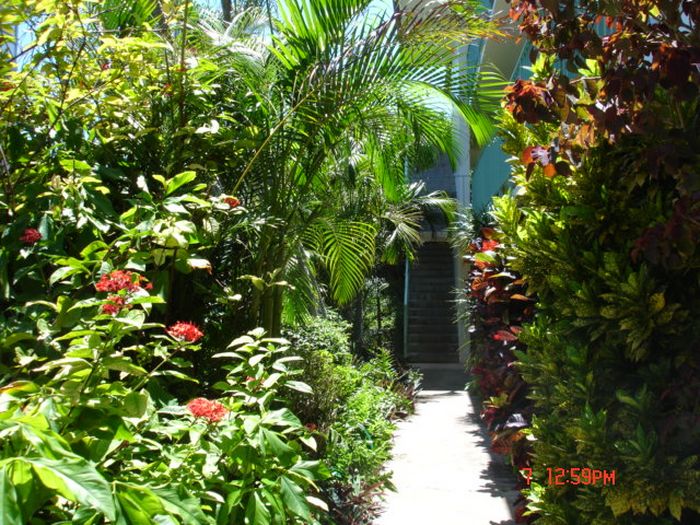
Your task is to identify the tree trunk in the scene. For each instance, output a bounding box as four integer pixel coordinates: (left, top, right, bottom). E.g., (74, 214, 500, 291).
(221, 0, 232, 22)
(352, 292, 364, 355)
(271, 284, 284, 336)
(262, 287, 274, 335)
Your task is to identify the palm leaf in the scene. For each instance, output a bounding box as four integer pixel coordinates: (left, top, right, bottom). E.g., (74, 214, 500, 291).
(306, 220, 377, 304)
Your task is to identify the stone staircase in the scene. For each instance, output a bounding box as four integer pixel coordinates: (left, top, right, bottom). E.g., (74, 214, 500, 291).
(406, 242, 459, 363)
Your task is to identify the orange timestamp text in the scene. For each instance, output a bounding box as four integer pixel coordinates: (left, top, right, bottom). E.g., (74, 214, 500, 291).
(520, 467, 616, 486)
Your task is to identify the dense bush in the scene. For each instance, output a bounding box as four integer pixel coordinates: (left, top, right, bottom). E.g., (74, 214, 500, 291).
(490, 2, 700, 523)
(461, 224, 535, 522)
(0, 259, 327, 523)
(284, 314, 420, 524)
(0, 0, 493, 522)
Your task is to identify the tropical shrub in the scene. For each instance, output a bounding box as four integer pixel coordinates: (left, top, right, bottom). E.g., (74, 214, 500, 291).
(0, 270, 326, 523)
(283, 313, 358, 430)
(489, 2, 700, 523)
(462, 224, 535, 522)
(0, 3, 325, 521)
(284, 314, 420, 524)
(0, 0, 495, 522)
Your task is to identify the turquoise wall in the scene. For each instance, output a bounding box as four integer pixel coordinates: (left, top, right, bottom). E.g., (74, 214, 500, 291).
(469, 39, 531, 215)
(471, 138, 511, 214)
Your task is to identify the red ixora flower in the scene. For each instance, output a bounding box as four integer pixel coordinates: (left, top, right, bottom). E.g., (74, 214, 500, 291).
(186, 398, 228, 422)
(95, 270, 150, 293)
(101, 295, 131, 316)
(167, 321, 204, 343)
(20, 228, 42, 245)
(223, 196, 241, 208)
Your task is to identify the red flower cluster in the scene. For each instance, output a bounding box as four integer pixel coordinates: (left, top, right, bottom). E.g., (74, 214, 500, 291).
(95, 270, 151, 293)
(20, 228, 42, 245)
(166, 321, 204, 343)
(223, 196, 241, 208)
(101, 295, 131, 316)
(186, 398, 228, 422)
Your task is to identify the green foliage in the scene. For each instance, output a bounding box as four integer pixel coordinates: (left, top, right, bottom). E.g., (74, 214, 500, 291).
(0, 278, 326, 524)
(284, 314, 419, 524)
(491, 12, 700, 522)
(0, 0, 492, 522)
(460, 224, 533, 515)
(202, 0, 502, 331)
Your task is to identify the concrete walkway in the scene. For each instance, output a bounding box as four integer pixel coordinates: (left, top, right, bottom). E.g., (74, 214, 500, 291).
(377, 364, 518, 525)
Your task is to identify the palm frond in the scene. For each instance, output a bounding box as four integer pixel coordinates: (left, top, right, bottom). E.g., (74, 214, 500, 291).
(282, 248, 323, 324)
(306, 219, 377, 304)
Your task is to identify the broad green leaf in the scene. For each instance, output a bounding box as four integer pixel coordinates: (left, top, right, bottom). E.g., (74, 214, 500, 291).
(103, 358, 147, 377)
(244, 492, 271, 525)
(127, 295, 166, 305)
(18, 424, 75, 460)
(123, 392, 149, 418)
(49, 266, 84, 285)
(299, 435, 317, 452)
(260, 489, 286, 521)
(0, 457, 116, 520)
(279, 476, 310, 520)
(165, 171, 197, 196)
(0, 467, 22, 525)
(249, 354, 266, 367)
(187, 258, 212, 273)
(263, 408, 301, 428)
(226, 335, 255, 348)
(306, 495, 328, 512)
(285, 381, 313, 395)
(1, 333, 35, 348)
(59, 159, 92, 174)
(80, 241, 109, 258)
(262, 373, 282, 389)
(260, 429, 294, 461)
(116, 485, 166, 523)
(151, 487, 209, 525)
(0, 381, 39, 396)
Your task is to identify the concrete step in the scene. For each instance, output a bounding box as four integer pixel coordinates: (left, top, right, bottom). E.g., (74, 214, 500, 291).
(405, 241, 458, 365)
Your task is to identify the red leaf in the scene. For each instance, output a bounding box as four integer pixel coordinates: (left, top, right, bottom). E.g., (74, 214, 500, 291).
(481, 227, 497, 239)
(493, 330, 518, 342)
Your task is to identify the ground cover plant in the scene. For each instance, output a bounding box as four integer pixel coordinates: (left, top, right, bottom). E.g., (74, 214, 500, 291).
(0, 0, 497, 521)
(488, 1, 700, 523)
(284, 313, 421, 524)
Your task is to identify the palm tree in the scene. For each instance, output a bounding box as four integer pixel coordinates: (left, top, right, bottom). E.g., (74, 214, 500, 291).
(194, 0, 503, 334)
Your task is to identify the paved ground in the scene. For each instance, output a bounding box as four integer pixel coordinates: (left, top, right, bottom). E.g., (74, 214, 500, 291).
(376, 364, 518, 525)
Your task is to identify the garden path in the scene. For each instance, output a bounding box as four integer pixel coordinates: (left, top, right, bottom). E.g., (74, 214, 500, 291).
(377, 364, 518, 525)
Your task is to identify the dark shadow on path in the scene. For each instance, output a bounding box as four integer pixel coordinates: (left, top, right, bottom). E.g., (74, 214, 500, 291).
(405, 364, 520, 524)
(411, 363, 468, 391)
(465, 385, 519, 524)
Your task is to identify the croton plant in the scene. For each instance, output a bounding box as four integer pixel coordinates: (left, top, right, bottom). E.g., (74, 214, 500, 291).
(464, 225, 535, 523)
